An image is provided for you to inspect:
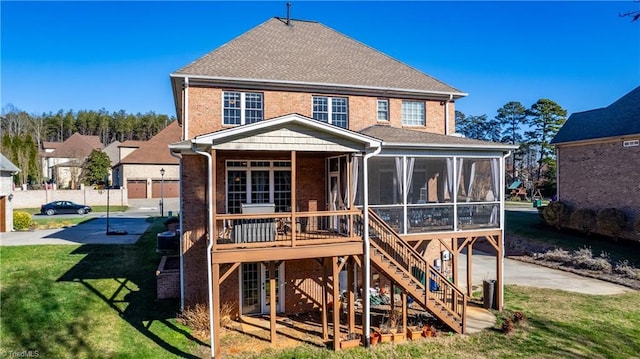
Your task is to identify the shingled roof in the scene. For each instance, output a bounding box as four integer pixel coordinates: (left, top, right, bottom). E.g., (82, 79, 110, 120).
(120, 121, 181, 165)
(551, 86, 640, 145)
(172, 18, 464, 97)
(359, 125, 516, 150)
(50, 133, 103, 158)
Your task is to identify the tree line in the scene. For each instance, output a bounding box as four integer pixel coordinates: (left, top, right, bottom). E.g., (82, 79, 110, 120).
(455, 98, 567, 195)
(1, 104, 175, 185)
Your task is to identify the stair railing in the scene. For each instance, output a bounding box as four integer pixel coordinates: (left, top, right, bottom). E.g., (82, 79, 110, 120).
(366, 208, 466, 333)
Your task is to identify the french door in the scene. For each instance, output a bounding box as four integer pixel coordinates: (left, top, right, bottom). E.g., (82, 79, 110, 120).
(240, 262, 285, 315)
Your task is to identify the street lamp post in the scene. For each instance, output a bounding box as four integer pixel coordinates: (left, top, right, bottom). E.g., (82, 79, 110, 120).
(160, 168, 165, 217)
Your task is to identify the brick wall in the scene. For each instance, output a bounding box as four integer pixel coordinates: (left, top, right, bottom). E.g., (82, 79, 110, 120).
(156, 256, 180, 299)
(181, 154, 209, 306)
(558, 139, 640, 223)
(186, 86, 452, 138)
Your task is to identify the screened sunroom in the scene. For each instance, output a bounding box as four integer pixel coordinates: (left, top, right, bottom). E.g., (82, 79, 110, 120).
(357, 126, 514, 235)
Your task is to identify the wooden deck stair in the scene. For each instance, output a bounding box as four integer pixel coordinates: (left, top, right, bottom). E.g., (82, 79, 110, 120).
(366, 209, 467, 334)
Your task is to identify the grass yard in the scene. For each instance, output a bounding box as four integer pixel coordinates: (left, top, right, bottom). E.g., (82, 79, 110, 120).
(0, 218, 203, 358)
(31, 216, 92, 230)
(505, 210, 640, 266)
(222, 286, 640, 359)
(20, 205, 129, 215)
(2, 211, 639, 358)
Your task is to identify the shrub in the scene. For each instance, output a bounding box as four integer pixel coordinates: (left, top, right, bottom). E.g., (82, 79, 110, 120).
(13, 211, 32, 231)
(536, 248, 572, 263)
(614, 260, 640, 280)
(542, 201, 572, 229)
(570, 209, 597, 235)
(596, 208, 626, 238)
(572, 247, 612, 273)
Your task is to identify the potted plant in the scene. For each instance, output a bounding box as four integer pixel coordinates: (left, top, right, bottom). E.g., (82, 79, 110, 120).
(340, 332, 361, 349)
(369, 331, 381, 346)
(407, 325, 423, 340)
(393, 325, 406, 343)
(378, 323, 394, 343)
(422, 324, 435, 338)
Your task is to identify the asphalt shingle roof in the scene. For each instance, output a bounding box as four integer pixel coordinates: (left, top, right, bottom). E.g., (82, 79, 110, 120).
(174, 18, 462, 95)
(359, 125, 509, 148)
(120, 121, 181, 165)
(0, 153, 20, 173)
(50, 133, 103, 158)
(551, 86, 640, 144)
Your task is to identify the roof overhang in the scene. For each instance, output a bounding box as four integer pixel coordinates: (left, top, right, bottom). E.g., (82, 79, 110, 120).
(170, 113, 382, 154)
(552, 133, 640, 147)
(380, 141, 519, 152)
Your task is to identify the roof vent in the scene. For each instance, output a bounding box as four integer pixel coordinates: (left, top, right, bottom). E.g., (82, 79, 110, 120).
(623, 139, 639, 147)
(286, 2, 291, 26)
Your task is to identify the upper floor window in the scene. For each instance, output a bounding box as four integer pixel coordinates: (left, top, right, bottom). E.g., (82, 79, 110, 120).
(401, 101, 425, 126)
(312, 96, 348, 128)
(223, 91, 263, 125)
(377, 99, 389, 121)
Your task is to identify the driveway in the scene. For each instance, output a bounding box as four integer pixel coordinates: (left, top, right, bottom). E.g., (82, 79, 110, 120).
(460, 250, 632, 295)
(0, 215, 151, 246)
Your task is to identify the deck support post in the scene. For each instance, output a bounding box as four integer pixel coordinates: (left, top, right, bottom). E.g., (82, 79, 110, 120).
(347, 256, 355, 334)
(321, 258, 329, 341)
(401, 289, 407, 333)
(269, 261, 277, 344)
(496, 234, 503, 311)
(467, 244, 473, 297)
(212, 263, 221, 358)
(332, 256, 341, 351)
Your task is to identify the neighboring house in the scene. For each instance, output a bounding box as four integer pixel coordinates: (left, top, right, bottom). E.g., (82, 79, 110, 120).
(168, 17, 516, 355)
(101, 140, 121, 185)
(113, 121, 180, 199)
(0, 154, 20, 232)
(551, 85, 640, 232)
(43, 133, 103, 188)
(112, 140, 145, 188)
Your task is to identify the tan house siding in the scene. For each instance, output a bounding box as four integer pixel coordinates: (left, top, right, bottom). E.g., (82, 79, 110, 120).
(186, 86, 453, 138)
(558, 138, 640, 220)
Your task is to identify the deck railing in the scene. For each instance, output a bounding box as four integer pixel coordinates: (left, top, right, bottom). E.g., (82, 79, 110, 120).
(214, 209, 361, 250)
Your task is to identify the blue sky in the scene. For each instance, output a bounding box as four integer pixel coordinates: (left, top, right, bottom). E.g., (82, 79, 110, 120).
(2, 1, 639, 120)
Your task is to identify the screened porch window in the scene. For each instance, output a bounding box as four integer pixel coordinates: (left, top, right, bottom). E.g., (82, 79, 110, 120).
(366, 155, 501, 234)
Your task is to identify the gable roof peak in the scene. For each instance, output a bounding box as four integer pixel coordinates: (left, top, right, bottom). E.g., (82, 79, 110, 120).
(173, 17, 464, 97)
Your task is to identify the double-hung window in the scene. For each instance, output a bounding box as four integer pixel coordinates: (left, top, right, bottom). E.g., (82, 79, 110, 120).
(312, 96, 348, 128)
(401, 100, 425, 126)
(377, 99, 389, 121)
(223, 91, 263, 125)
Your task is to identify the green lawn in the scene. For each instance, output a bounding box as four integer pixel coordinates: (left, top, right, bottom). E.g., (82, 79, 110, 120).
(2, 212, 639, 358)
(0, 218, 203, 358)
(19, 205, 128, 215)
(505, 210, 640, 266)
(226, 286, 640, 359)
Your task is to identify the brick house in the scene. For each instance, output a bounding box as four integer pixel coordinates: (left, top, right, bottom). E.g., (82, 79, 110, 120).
(551, 85, 640, 237)
(42, 133, 103, 188)
(168, 17, 516, 355)
(112, 121, 181, 200)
